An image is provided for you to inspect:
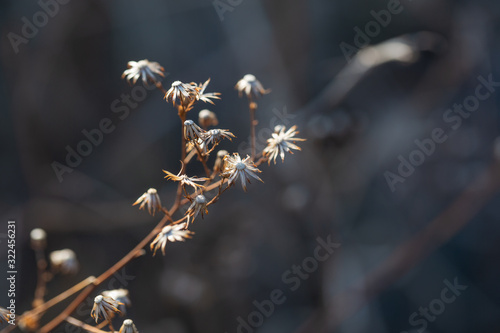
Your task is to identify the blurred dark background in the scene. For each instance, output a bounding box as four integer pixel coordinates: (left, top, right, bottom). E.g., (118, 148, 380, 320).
(2, 0, 500, 332)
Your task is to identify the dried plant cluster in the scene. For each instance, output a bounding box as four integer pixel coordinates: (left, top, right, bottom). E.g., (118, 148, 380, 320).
(1, 59, 305, 333)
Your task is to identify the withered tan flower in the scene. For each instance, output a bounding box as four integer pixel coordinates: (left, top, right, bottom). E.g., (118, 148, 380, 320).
(91, 295, 122, 324)
(235, 74, 270, 100)
(150, 223, 193, 256)
(196, 78, 221, 104)
(222, 153, 263, 191)
(119, 319, 139, 333)
(165, 81, 198, 108)
(263, 125, 306, 164)
(163, 169, 208, 190)
(184, 120, 206, 141)
(102, 289, 131, 316)
(133, 188, 162, 216)
(185, 195, 208, 227)
(202, 129, 235, 149)
(122, 59, 165, 86)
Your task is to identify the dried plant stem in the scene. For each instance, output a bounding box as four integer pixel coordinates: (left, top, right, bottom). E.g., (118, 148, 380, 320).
(64, 317, 108, 333)
(38, 211, 174, 333)
(194, 144, 211, 178)
(249, 101, 257, 160)
(32, 248, 49, 308)
(155, 82, 167, 94)
(32, 276, 96, 317)
(0, 276, 97, 333)
(171, 107, 188, 212)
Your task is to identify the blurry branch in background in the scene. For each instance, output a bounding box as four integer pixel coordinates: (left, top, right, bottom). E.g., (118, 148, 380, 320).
(303, 31, 447, 116)
(295, 6, 493, 333)
(296, 158, 500, 333)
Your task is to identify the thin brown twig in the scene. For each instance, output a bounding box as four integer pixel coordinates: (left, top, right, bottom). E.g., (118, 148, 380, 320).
(38, 210, 175, 333)
(32, 248, 49, 308)
(249, 100, 257, 160)
(64, 316, 109, 333)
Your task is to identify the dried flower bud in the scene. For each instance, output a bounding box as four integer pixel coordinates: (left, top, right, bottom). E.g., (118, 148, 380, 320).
(91, 295, 122, 324)
(119, 319, 139, 333)
(214, 150, 229, 173)
(133, 188, 162, 216)
(102, 289, 131, 316)
(49, 249, 79, 275)
(235, 74, 270, 100)
(30, 228, 47, 250)
(198, 109, 218, 128)
(184, 120, 206, 141)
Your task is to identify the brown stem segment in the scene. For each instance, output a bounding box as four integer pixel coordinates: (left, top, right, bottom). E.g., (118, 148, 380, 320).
(249, 101, 257, 160)
(38, 212, 174, 333)
(65, 317, 108, 333)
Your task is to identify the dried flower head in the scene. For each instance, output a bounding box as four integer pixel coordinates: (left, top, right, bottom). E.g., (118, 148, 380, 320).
(202, 129, 235, 152)
(214, 150, 229, 173)
(196, 78, 221, 104)
(235, 74, 270, 100)
(133, 188, 162, 216)
(186, 195, 208, 227)
(264, 125, 306, 164)
(222, 153, 263, 191)
(184, 120, 206, 141)
(163, 169, 208, 190)
(150, 223, 193, 256)
(165, 81, 198, 108)
(102, 289, 131, 316)
(122, 59, 165, 86)
(49, 249, 79, 274)
(30, 228, 47, 250)
(91, 295, 122, 324)
(198, 109, 218, 128)
(119, 319, 139, 333)
(0, 307, 10, 324)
